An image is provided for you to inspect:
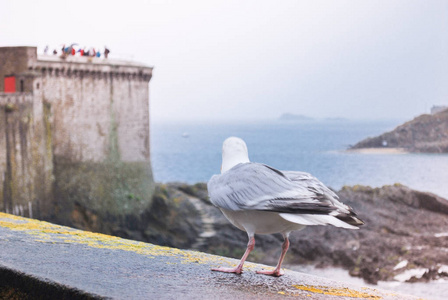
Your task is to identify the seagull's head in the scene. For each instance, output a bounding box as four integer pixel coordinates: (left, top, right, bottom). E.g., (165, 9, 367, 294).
(221, 137, 250, 173)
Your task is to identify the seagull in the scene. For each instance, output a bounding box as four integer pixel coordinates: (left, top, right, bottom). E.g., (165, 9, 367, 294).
(207, 137, 364, 277)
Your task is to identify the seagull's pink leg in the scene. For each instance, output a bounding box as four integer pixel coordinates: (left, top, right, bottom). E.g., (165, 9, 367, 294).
(212, 236, 255, 274)
(257, 236, 290, 277)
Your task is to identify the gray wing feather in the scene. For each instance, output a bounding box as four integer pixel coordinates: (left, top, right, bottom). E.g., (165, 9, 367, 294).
(281, 170, 353, 213)
(281, 171, 339, 200)
(207, 163, 341, 214)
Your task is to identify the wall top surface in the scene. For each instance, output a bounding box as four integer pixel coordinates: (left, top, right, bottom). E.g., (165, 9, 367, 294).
(36, 55, 153, 70)
(0, 212, 413, 300)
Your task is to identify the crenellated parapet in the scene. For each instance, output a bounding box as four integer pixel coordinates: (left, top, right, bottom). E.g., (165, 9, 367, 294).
(30, 56, 152, 82)
(35, 68, 152, 81)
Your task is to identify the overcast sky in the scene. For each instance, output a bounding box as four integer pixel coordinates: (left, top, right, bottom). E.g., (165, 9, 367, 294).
(1, 0, 448, 122)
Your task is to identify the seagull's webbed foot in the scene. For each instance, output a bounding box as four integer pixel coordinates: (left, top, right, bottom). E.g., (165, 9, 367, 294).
(256, 269, 284, 277)
(256, 236, 289, 277)
(212, 266, 244, 274)
(211, 236, 255, 275)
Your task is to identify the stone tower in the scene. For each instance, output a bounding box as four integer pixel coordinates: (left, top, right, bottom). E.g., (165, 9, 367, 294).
(0, 46, 155, 232)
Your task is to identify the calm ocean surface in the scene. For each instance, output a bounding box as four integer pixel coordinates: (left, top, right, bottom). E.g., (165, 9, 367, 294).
(151, 119, 448, 199)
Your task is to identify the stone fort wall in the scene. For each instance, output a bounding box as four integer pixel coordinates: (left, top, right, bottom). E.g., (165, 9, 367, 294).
(0, 92, 51, 218)
(30, 55, 152, 163)
(0, 47, 155, 234)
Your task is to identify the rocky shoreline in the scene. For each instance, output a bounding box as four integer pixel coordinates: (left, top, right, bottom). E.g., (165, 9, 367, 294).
(350, 108, 448, 153)
(140, 182, 448, 285)
(346, 147, 408, 154)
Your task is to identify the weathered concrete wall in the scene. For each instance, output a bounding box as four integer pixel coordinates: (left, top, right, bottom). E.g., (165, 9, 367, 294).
(0, 47, 155, 234)
(0, 212, 419, 300)
(0, 92, 53, 219)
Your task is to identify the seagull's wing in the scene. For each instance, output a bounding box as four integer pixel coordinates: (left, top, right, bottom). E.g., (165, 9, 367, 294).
(207, 163, 337, 214)
(281, 171, 337, 197)
(280, 170, 364, 227)
(208, 163, 364, 228)
(281, 170, 347, 211)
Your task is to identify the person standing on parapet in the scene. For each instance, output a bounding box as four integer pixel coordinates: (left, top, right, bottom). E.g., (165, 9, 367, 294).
(60, 45, 67, 58)
(104, 47, 110, 59)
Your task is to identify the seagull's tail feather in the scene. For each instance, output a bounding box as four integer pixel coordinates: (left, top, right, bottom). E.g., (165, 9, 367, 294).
(334, 212, 364, 227)
(279, 212, 363, 230)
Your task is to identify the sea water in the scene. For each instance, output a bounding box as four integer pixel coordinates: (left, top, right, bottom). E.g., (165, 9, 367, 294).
(151, 119, 448, 199)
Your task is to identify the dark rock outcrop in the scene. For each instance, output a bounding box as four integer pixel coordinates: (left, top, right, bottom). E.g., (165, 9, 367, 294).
(350, 109, 448, 153)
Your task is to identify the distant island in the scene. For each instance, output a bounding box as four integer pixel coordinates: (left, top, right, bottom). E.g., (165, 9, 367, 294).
(278, 113, 314, 121)
(350, 108, 448, 153)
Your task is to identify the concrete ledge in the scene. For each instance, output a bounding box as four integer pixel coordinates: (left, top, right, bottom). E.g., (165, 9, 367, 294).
(0, 212, 419, 299)
(0, 266, 100, 299)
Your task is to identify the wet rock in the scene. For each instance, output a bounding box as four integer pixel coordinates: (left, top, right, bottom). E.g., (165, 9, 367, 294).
(139, 184, 203, 249)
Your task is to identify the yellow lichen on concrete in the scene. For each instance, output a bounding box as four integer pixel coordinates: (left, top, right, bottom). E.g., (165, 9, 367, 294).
(0, 212, 235, 268)
(292, 285, 382, 299)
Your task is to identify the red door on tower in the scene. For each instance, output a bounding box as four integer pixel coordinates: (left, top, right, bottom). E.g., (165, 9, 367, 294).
(4, 76, 16, 93)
